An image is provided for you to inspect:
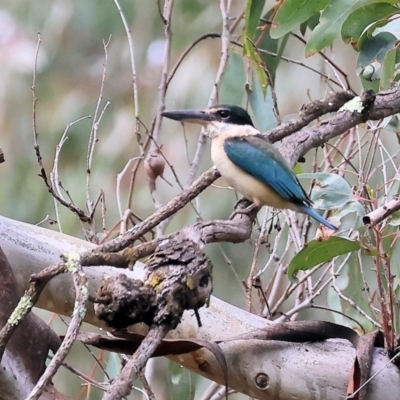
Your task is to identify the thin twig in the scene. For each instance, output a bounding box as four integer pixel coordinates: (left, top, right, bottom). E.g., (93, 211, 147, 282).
(103, 324, 169, 400)
(331, 281, 381, 329)
(98, 168, 221, 252)
(246, 210, 269, 310)
(113, 0, 144, 212)
(186, 0, 232, 186)
(26, 253, 88, 400)
(151, 0, 174, 145)
(31, 33, 91, 223)
(86, 37, 111, 217)
(51, 115, 92, 204)
(116, 157, 142, 219)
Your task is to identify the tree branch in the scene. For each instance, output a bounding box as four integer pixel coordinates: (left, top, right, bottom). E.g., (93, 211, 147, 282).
(363, 196, 400, 226)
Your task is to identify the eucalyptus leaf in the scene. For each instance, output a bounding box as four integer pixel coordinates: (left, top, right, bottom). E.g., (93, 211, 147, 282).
(105, 352, 122, 379)
(288, 237, 361, 282)
(249, 70, 277, 131)
(388, 210, 400, 226)
(244, 0, 266, 40)
(220, 51, 245, 104)
(244, 0, 269, 96)
(381, 48, 396, 89)
(306, 0, 398, 57)
(270, 0, 330, 39)
(341, 3, 398, 50)
(357, 32, 397, 79)
(298, 172, 352, 210)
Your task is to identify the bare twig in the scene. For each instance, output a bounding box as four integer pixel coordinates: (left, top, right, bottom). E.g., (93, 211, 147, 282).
(86, 37, 111, 217)
(151, 0, 174, 145)
(47, 354, 108, 391)
(186, 0, 232, 186)
(31, 33, 92, 223)
(331, 282, 381, 329)
(290, 31, 355, 93)
(98, 168, 221, 253)
(103, 324, 168, 400)
(246, 211, 269, 310)
(51, 116, 92, 204)
(27, 253, 88, 400)
(113, 0, 144, 212)
(166, 33, 221, 88)
(116, 157, 142, 219)
(139, 371, 155, 400)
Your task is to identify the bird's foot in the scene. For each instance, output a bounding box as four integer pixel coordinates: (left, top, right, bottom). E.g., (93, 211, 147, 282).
(230, 201, 260, 219)
(235, 202, 259, 214)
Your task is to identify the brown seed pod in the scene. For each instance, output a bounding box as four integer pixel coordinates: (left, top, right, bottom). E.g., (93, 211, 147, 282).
(144, 148, 165, 182)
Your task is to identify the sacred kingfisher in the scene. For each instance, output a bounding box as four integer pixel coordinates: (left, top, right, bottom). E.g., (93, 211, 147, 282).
(162, 104, 337, 230)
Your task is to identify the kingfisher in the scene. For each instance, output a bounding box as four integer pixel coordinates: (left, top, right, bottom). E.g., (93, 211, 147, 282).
(162, 104, 337, 230)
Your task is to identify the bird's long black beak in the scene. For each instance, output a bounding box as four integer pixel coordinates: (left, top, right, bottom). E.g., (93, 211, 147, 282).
(161, 109, 213, 125)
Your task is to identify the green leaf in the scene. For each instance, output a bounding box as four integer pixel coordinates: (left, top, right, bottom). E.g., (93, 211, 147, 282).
(257, 8, 281, 82)
(288, 237, 361, 282)
(332, 200, 365, 221)
(244, 0, 266, 40)
(169, 360, 194, 400)
(381, 47, 396, 89)
(244, 38, 269, 97)
(360, 76, 380, 91)
(387, 234, 400, 271)
(293, 163, 303, 175)
(356, 32, 397, 83)
(298, 172, 352, 209)
(220, 51, 245, 104)
(249, 72, 277, 131)
(105, 352, 122, 379)
(388, 210, 400, 226)
(300, 12, 322, 36)
(306, 0, 398, 57)
(356, 18, 393, 52)
(341, 3, 399, 49)
(270, 0, 330, 39)
(307, 11, 323, 31)
(244, 1, 268, 97)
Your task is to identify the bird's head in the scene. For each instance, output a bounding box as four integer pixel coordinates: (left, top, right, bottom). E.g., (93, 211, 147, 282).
(162, 104, 254, 138)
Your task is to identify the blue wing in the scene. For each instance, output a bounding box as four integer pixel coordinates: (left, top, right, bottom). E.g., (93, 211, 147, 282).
(223, 135, 311, 206)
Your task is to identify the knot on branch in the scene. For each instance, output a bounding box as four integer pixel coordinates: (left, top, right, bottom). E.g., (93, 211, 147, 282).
(94, 237, 213, 330)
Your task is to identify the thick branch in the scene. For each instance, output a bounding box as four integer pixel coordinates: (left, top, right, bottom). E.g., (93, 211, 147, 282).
(267, 90, 355, 142)
(1, 216, 399, 400)
(277, 84, 400, 165)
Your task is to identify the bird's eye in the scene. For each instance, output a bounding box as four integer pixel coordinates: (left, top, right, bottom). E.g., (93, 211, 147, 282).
(217, 110, 230, 119)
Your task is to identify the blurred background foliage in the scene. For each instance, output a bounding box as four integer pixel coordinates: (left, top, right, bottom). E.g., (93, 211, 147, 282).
(1, 0, 400, 398)
(0, 0, 362, 301)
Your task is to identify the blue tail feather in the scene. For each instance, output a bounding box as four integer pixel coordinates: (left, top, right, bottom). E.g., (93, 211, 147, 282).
(297, 205, 337, 230)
